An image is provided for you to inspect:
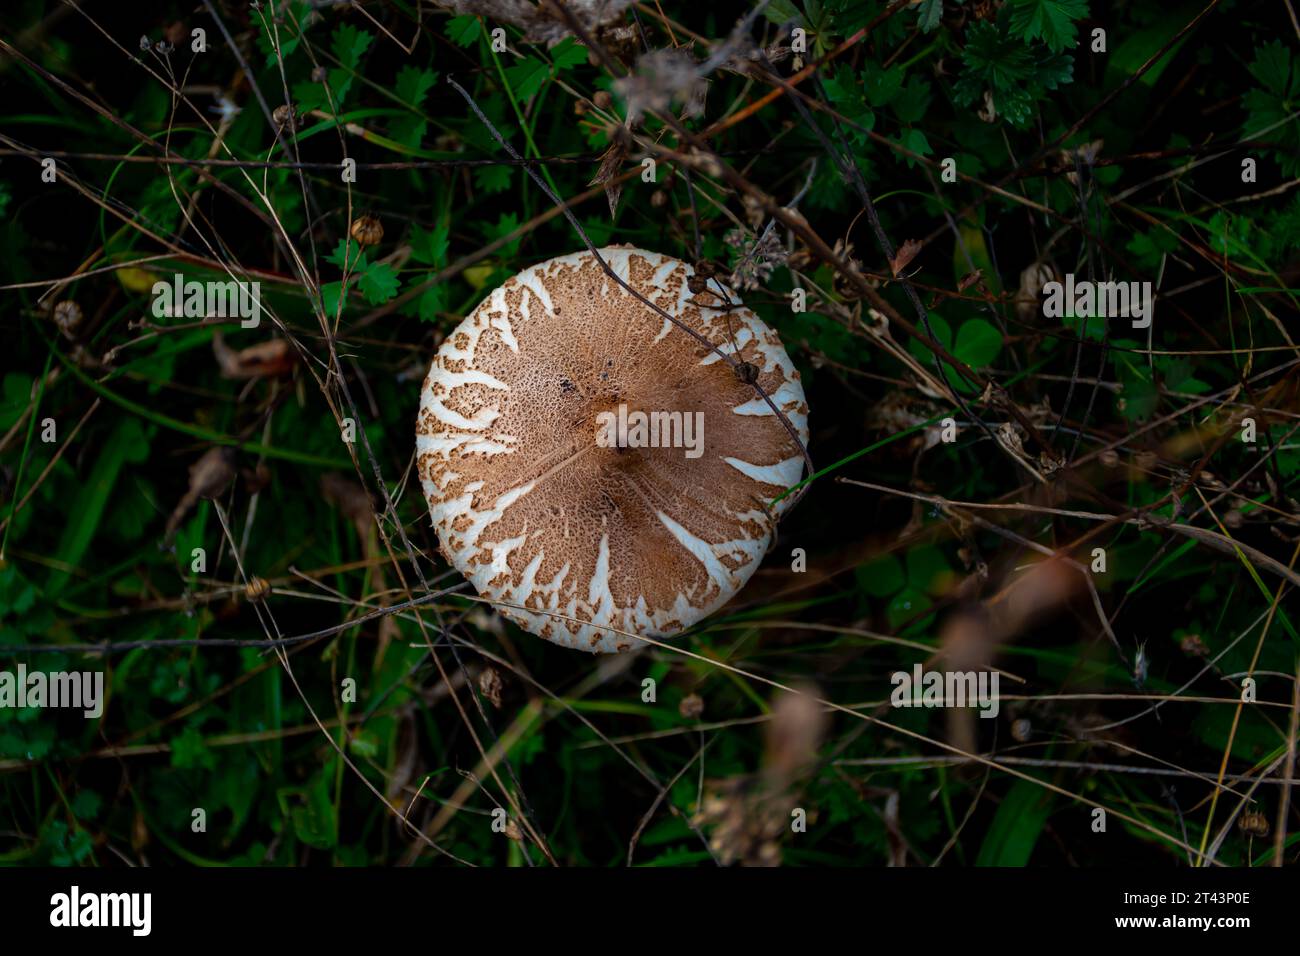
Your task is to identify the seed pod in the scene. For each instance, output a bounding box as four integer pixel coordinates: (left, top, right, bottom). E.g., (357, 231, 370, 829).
(478, 666, 504, 709)
(272, 104, 298, 131)
(350, 215, 384, 248)
(679, 693, 704, 720)
(592, 90, 612, 110)
(650, 189, 668, 208)
(1238, 810, 1269, 837)
(52, 301, 83, 339)
(245, 577, 271, 602)
(311, 65, 328, 83)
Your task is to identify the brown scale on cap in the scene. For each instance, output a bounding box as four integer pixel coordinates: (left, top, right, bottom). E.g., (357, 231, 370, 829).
(416, 246, 809, 653)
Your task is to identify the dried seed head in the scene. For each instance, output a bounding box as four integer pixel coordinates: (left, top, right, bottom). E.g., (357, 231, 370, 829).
(138, 35, 151, 52)
(1238, 810, 1269, 837)
(311, 65, 328, 83)
(592, 90, 613, 110)
(1010, 717, 1032, 742)
(734, 361, 760, 385)
(1098, 448, 1119, 468)
(272, 104, 298, 130)
(649, 189, 668, 208)
(478, 666, 504, 709)
(245, 577, 271, 602)
(687, 274, 709, 295)
(349, 215, 384, 248)
(679, 692, 704, 720)
(52, 301, 83, 339)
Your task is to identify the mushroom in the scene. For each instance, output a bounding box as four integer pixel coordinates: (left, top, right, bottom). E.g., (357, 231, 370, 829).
(416, 245, 809, 653)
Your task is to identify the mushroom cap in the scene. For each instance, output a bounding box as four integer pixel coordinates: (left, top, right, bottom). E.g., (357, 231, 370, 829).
(416, 246, 809, 653)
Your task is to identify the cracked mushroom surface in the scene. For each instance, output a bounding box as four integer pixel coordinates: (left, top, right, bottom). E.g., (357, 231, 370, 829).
(416, 246, 809, 653)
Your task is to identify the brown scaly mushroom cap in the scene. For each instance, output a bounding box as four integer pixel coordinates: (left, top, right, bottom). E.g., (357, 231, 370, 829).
(416, 246, 809, 653)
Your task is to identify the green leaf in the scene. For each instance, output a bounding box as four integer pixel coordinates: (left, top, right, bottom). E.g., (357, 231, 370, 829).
(916, 0, 945, 33)
(503, 56, 550, 103)
(288, 774, 338, 850)
(45, 418, 151, 597)
(864, 61, 904, 108)
(892, 75, 933, 124)
(485, 212, 522, 258)
(331, 24, 374, 69)
(1246, 39, 1294, 96)
(762, 0, 806, 28)
(894, 127, 932, 167)
(388, 115, 427, 149)
(358, 261, 401, 304)
(171, 725, 216, 770)
(474, 164, 513, 194)
(0, 373, 34, 431)
(905, 544, 951, 595)
(954, 20, 1073, 127)
(1007, 0, 1089, 53)
(976, 780, 1052, 865)
(551, 37, 588, 71)
(908, 312, 953, 365)
(955, 318, 1003, 367)
(858, 554, 905, 597)
(321, 280, 345, 317)
(395, 66, 437, 107)
(1116, 358, 1158, 422)
(71, 790, 102, 821)
(410, 223, 450, 267)
(446, 14, 481, 47)
(887, 586, 932, 631)
(415, 283, 448, 323)
(327, 239, 365, 271)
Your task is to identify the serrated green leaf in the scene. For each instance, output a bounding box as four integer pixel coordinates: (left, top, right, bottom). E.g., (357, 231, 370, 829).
(916, 0, 945, 33)
(446, 14, 481, 47)
(395, 66, 437, 107)
(503, 56, 550, 102)
(1008, 0, 1088, 53)
(410, 223, 449, 267)
(358, 262, 400, 304)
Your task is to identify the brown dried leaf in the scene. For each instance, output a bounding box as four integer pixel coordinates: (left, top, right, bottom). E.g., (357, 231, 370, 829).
(212, 332, 295, 379)
(165, 446, 238, 540)
(957, 268, 983, 294)
(889, 239, 923, 277)
(588, 140, 627, 220)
